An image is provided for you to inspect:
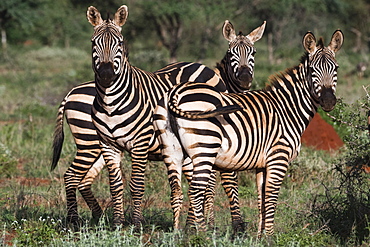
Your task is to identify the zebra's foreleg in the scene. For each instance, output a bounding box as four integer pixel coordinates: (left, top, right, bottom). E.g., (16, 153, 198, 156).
(101, 146, 125, 226)
(129, 146, 149, 228)
(256, 168, 266, 238)
(263, 161, 288, 236)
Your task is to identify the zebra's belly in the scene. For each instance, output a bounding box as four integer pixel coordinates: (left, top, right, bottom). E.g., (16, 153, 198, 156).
(214, 150, 266, 171)
(214, 136, 267, 171)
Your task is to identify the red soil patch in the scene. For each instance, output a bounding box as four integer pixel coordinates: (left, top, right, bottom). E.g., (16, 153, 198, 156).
(301, 113, 344, 153)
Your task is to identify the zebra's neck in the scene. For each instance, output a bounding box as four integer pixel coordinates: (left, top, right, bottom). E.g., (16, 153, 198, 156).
(264, 56, 319, 135)
(95, 61, 138, 110)
(215, 54, 248, 93)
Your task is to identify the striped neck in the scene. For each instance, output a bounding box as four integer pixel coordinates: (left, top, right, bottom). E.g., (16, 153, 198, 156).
(95, 60, 134, 109)
(264, 54, 319, 134)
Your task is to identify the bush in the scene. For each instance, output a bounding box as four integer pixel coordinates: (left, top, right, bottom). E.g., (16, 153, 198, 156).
(311, 86, 370, 245)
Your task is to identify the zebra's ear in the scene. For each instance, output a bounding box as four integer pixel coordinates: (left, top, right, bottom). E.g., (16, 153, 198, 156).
(328, 30, 344, 53)
(114, 5, 128, 27)
(246, 21, 266, 44)
(222, 20, 236, 42)
(303, 31, 317, 54)
(87, 6, 103, 27)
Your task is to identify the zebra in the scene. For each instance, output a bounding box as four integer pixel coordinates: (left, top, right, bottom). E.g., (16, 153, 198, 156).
(153, 30, 343, 236)
(51, 4, 265, 228)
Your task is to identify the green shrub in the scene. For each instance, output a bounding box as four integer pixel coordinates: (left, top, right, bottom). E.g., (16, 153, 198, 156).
(11, 217, 66, 246)
(311, 88, 370, 245)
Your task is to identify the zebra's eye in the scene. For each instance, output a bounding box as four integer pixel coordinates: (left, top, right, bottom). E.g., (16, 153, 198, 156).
(119, 41, 124, 46)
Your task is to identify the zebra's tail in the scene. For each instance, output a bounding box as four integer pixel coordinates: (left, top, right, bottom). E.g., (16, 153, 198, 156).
(168, 83, 242, 119)
(51, 95, 67, 171)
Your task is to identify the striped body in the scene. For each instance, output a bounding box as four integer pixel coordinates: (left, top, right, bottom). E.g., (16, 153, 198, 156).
(51, 4, 265, 229)
(153, 30, 344, 235)
(51, 62, 221, 225)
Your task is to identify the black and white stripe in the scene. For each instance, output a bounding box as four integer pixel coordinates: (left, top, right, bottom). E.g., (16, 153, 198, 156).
(51, 5, 265, 229)
(153, 30, 344, 236)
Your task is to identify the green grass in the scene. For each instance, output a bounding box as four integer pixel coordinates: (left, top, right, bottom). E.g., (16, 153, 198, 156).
(0, 46, 369, 246)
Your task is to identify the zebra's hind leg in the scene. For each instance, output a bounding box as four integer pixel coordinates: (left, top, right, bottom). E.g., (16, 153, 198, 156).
(167, 162, 184, 230)
(184, 159, 217, 231)
(64, 150, 101, 228)
(186, 160, 215, 232)
(78, 154, 105, 225)
(164, 147, 185, 230)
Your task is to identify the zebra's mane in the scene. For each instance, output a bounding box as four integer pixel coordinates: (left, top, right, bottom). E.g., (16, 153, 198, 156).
(263, 51, 309, 92)
(264, 36, 326, 92)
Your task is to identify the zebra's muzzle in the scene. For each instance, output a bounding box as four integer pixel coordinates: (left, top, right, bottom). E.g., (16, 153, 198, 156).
(319, 87, 337, 112)
(237, 66, 253, 90)
(96, 62, 117, 87)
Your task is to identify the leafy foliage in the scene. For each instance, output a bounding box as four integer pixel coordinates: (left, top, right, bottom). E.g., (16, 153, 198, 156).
(311, 87, 370, 245)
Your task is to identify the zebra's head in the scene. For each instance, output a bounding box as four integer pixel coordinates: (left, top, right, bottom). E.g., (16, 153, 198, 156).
(303, 30, 344, 112)
(222, 20, 266, 90)
(87, 5, 128, 88)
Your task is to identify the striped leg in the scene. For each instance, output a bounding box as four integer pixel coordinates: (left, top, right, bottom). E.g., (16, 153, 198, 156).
(220, 171, 244, 232)
(101, 145, 125, 226)
(77, 154, 105, 223)
(167, 160, 184, 230)
(184, 160, 242, 231)
(163, 140, 185, 229)
(186, 160, 214, 231)
(203, 170, 216, 228)
(256, 168, 266, 237)
(155, 102, 186, 229)
(256, 157, 289, 237)
(184, 163, 242, 231)
(130, 139, 152, 228)
(64, 149, 101, 226)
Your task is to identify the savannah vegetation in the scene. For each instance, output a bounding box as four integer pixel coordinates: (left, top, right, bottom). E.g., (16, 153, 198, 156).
(0, 0, 369, 246)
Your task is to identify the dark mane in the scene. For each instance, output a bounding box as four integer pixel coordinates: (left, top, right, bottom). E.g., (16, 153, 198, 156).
(299, 51, 309, 65)
(263, 52, 308, 92)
